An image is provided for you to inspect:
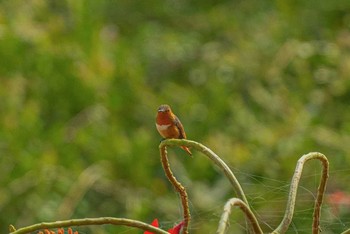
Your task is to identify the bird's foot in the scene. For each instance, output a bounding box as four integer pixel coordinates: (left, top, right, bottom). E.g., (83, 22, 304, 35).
(159, 138, 166, 143)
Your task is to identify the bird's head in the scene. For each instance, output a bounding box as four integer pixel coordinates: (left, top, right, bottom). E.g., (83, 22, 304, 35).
(156, 104, 173, 123)
(157, 104, 171, 114)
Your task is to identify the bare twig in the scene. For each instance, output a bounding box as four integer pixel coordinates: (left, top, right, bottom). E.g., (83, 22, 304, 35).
(9, 217, 169, 234)
(159, 139, 251, 233)
(159, 144, 191, 234)
(159, 139, 248, 204)
(312, 153, 329, 233)
(216, 198, 263, 234)
(272, 152, 329, 234)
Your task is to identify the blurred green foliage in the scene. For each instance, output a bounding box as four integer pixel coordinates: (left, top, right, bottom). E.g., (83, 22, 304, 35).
(1, 0, 350, 233)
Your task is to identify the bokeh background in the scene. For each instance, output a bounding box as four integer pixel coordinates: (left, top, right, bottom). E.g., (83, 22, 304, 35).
(1, 0, 350, 233)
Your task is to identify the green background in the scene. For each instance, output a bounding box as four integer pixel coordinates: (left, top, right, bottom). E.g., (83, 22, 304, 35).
(1, 0, 350, 233)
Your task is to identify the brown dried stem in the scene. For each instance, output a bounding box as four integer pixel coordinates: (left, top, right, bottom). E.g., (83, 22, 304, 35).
(159, 144, 191, 234)
(159, 139, 248, 204)
(159, 139, 251, 233)
(216, 198, 263, 234)
(272, 152, 329, 234)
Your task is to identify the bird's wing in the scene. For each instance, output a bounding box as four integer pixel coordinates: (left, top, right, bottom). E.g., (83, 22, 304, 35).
(174, 115, 187, 139)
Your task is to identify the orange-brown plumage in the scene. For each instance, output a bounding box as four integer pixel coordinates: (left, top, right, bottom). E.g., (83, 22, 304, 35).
(156, 104, 192, 156)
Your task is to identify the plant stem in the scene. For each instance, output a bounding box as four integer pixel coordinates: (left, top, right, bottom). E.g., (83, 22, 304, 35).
(341, 229, 350, 234)
(159, 139, 249, 205)
(217, 198, 263, 234)
(159, 145, 191, 234)
(272, 152, 329, 234)
(9, 217, 169, 234)
(159, 139, 252, 233)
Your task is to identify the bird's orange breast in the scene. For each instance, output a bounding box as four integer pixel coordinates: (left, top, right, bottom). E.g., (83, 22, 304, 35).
(156, 123, 180, 138)
(156, 112, 180, 138)
(156, 111, 172, 125)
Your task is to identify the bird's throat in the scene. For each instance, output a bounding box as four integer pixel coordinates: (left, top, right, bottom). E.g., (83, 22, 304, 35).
(156, 123, 171, 131)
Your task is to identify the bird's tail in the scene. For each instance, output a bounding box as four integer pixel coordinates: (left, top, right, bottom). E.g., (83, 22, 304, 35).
(181, 146, 192, 157)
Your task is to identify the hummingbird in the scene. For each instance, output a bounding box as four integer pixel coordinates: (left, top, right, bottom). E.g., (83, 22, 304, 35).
(156, 104, 192, 156)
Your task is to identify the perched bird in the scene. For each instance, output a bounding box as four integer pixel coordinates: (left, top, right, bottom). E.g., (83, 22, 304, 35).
(156, 104, 192, 156)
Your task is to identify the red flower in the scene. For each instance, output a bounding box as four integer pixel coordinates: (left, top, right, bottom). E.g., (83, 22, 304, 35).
(167, 220, 184, 234)
(144, 219, 184, 234)
(144, 219, 160, 234)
